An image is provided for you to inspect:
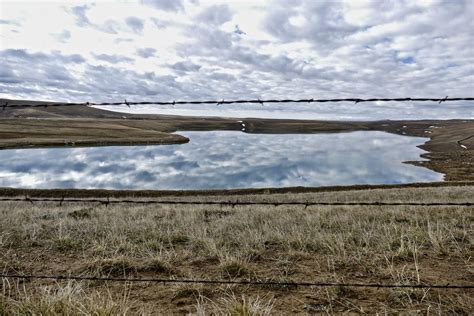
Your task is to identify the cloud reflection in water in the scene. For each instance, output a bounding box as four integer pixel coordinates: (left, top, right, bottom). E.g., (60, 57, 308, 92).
(0, 131, 442, 189)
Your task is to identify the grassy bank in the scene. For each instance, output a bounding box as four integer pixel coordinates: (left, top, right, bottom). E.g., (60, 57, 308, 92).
(1, 185, 473, 314)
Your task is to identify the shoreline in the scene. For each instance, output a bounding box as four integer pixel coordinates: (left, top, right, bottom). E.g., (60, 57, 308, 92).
(1, 181, 473, 198)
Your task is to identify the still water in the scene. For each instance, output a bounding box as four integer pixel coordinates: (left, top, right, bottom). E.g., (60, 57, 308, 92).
(0, 131, 442, 189)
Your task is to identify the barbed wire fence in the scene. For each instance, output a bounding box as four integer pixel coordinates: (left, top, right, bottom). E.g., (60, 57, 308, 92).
(1, 195, 473, 291)
(2, 96, 474, 110)
(1, 273, 473, 290)
(1, 196, 472, 291)
(0, 196, 472, 207)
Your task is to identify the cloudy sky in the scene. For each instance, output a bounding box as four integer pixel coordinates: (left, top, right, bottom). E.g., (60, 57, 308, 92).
(1, 0, 473, 120)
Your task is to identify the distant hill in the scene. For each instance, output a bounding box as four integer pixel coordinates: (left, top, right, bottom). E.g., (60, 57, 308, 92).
(0, 98, 159, 119)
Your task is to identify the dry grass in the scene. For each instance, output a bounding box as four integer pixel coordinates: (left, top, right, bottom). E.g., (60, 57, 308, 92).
(196, 293, 275, 315)
(0, 185, 473, 313)
(0, 280, 136, 315)
(0, 118, 189, 149)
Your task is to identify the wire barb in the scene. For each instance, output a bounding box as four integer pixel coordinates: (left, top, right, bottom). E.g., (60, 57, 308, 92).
(439, 95, 449, 103)
(24, 195, 33, 205)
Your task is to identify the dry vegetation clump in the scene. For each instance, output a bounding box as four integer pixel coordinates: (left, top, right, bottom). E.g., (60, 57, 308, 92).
(195, 293, 275, 315)
(219, 256, 250, 278)
(0, 186, 473, 313)
(0, 280, 139, 315)
(84, 256, 137, 276)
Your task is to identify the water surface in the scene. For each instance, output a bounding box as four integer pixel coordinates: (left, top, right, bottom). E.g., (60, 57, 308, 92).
(0, 131, 442, 189)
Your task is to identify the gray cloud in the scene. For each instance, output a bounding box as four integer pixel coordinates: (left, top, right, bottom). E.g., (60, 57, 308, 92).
(0, 49, 182, 101)
(206, 72, 235, 82)
(0, 49, 87, 98)
(95, 20, 120, 34)
(51, 30, 71, 43)
(263, 0, 358, 52)
(141, 0, 185, 12)
(0, 65, 21, 84)
(136, 47, 157, 58)
(93, 53, 134, 64)
(177, 25, 233, 54)
(1, 49, 85, 64)
(69, 5, 120, 34)
(0, 19, 21, 26)
(195, 4, 232, 26)
(80, 64, 181, 98)
(115, 38, 134, 44)
(70, 5, 91, 27)
(150, 18, 170, 29)
(171, 61, 201, 72)
(125, 16, 144, 34)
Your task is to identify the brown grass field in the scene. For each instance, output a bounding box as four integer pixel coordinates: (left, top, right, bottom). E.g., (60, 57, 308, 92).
(1, 185, 473, 314)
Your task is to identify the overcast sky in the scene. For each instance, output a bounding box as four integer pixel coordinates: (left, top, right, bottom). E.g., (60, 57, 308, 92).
(1, 0, 473, 120)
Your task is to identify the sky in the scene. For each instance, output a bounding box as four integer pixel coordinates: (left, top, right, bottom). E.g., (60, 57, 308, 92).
(1, 0, 473, 120)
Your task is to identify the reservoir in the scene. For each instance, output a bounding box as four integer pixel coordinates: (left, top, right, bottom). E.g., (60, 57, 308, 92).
(0, 131, 442, 189)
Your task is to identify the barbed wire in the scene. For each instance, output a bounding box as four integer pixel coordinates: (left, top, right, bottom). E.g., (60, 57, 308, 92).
(2, 97, 473, 110)
(0, 196, 472, 207)
(1, 273, 472, 289)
